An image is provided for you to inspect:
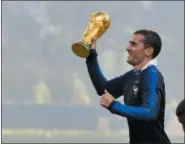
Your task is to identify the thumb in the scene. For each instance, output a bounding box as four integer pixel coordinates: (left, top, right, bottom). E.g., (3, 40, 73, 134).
(104, 89, 109, 94)
(91, 37, 97, 42)
(91, 38, 96, 49)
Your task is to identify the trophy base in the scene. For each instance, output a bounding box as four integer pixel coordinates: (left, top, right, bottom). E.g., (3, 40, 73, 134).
(72, 41, 90, 58)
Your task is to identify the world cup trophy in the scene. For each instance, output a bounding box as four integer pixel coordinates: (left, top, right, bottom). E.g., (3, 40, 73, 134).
(72, 11, 111, 58)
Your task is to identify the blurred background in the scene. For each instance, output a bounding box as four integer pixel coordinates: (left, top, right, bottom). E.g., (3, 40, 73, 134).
(2, 1, 184, 143)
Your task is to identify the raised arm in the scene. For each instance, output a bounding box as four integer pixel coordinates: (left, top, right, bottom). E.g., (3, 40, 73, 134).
(86, 49, 128, 99)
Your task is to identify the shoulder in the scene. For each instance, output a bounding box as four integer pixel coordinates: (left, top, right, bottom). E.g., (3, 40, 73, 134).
(147, 65, 161, 74)
(121, 69, 134, 79)
(146, 65, 164, 80)
(113, 70, 134, 83)
(144, 65, 165, 88)
(118, 69, 134, 78)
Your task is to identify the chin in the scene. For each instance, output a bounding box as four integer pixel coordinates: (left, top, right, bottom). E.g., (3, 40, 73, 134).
(127, 59, 133, 65)
(127, 59, 138, 67)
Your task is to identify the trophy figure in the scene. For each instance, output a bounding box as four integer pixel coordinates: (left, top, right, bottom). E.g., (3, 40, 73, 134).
(72, 11, 111, 58)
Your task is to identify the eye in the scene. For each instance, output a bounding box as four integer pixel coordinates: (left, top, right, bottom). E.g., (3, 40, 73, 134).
(129, 41, 137, 46)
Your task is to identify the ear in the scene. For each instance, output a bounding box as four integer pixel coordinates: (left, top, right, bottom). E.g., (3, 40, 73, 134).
(144, 47, 154, 57)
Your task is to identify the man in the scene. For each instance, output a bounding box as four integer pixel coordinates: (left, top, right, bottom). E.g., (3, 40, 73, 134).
(176, 98, 185, 133)
(85, 29, 171, 143)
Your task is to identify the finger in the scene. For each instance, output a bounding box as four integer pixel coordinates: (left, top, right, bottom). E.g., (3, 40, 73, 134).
(101, 94, 109, 100)
(100, 100, 108, 108)
(100, 97, 104, 102)
(102, 94, 110, 100)
(100, 98, 109, 105)
(101, 94, 106, 98)
(104, 89, 109, 94)
(100, 99, 105, 106)
(101, 104, 107, 108)
(91, 38, 96, 48)
(92, 37, 97, 42)
(100, 98, 105, 104)
(100, 98, 106, 103)
(101, 96, 108, 101)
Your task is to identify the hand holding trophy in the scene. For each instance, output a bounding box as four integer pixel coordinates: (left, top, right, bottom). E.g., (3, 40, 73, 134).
(72, 11, 111, 58)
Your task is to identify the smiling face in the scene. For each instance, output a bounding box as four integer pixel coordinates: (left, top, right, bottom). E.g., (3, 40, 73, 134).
(126, 34, 153, 66)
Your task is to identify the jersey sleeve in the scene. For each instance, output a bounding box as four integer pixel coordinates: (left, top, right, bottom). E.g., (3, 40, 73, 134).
(86, 49, 128, 99)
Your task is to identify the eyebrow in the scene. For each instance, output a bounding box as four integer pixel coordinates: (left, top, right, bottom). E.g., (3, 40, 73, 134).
(129, 40, 137, 46)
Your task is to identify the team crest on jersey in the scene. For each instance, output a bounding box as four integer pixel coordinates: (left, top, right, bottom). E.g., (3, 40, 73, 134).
(133, 84, 139, 97)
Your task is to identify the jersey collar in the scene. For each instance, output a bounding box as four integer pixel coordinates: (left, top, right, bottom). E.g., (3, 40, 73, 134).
(134, 59, 157, 72)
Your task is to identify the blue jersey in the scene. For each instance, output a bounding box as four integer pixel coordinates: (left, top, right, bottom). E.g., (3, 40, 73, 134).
(86, 49, 170, 143)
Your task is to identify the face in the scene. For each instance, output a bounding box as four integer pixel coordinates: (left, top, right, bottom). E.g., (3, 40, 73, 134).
(126, 34, 152, 66)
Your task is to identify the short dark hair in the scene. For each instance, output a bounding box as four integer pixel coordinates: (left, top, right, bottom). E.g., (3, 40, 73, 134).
(134, 29, 162, 58)
(176, 98, 185, 132)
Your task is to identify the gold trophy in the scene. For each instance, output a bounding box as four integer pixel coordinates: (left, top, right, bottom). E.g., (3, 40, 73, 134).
(72, 11, 111, 58)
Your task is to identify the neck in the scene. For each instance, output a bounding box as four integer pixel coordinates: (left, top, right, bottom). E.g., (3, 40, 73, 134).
(133, 58, 151, 70)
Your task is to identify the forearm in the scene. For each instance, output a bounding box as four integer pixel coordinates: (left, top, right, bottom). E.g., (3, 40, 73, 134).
(108, 101, 158, 121)
(86, 49, 107, 96)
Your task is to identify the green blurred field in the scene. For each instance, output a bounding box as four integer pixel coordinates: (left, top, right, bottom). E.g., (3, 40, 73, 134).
(2, 129, 184, 143)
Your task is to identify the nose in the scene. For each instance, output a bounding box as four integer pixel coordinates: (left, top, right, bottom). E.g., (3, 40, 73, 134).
(126, 43, 132, 51)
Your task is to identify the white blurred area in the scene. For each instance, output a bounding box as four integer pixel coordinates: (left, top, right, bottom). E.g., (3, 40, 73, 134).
(100, 49, 118, 79)
(72, 72, 92, 105)
(140, 1, 153, 10)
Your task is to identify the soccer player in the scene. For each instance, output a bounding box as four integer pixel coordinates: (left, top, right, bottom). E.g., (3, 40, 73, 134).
(85, 29, 171, 143)
(176, 98, 185, 133)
